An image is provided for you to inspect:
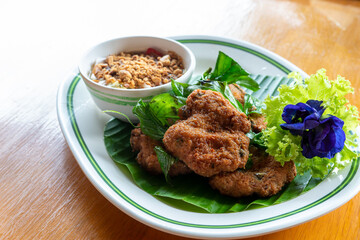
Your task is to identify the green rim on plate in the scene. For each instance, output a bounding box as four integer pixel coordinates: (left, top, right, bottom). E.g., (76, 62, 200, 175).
(67, 39, 359, 229)
(85, 83, 154, 106)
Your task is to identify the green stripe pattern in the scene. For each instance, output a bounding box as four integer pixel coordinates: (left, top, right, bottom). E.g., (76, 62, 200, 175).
(85, 84, 153, 106)
(178, 39, 292, 74)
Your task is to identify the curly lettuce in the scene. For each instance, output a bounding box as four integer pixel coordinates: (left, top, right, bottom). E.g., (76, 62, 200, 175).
(262, 69, 360, 178)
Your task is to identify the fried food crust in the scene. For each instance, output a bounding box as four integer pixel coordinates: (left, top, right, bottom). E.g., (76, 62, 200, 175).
(248, 113, 267, 133)
(209, 146, 297, 197)
(130, 128, 191, 176)
(178, 89, 251, 133)
(228, 84, 246, 105)
(163, 89, 251, 177)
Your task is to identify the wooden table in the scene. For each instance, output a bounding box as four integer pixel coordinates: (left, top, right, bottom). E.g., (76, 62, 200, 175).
(1, 0, 359, 239)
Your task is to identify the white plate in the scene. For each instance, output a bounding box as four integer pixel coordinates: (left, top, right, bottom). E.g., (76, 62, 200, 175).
(57, 35, 360, 239)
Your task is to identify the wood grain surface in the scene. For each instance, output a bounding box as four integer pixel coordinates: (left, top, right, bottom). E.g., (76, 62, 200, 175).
(1, 0, 359, 239)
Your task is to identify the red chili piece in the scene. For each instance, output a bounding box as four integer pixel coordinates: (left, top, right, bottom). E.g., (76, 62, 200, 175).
(146, 48, 163, 57)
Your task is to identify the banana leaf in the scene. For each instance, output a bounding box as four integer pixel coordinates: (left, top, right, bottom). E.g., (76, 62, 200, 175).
(103, 75, 322, 213)
(104, 119, 318, 213)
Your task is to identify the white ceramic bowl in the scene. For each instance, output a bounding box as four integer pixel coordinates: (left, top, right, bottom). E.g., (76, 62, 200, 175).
(79, 36, 196, 122)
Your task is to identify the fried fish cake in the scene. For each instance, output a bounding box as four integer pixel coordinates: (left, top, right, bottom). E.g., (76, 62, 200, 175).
(130, 128, 191, 176)
(163, 89, 251, 177)
(228, 83, 246, 105)
(177, 89, 251, 133)
(209, 146, 296, 197)
(248, 113, 267, 133)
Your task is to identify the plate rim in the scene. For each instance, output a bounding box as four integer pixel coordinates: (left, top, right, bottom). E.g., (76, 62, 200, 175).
(57, 35, 360, 239)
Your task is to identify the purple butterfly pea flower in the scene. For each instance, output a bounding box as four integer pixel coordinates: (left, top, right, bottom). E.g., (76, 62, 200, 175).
(280, 100, 325, 135)
(280, 100, 345, 159)
(302, 116, 345, 159)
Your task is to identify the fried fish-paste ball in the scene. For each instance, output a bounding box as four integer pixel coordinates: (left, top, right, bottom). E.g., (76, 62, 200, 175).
(228, 84, 246, 105)
(164, 89, 251, 177)
(130, 128, 191, 176)
(248, 113, 267, 133)
(178, 89, 251, 133)
(209, 147, 297, 198)
(163, 115, 250, 177)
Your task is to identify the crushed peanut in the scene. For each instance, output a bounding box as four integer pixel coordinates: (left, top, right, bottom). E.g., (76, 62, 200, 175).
(91, 48, 185, 89)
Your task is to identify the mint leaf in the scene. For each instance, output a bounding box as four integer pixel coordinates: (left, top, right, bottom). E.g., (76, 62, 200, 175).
(154, 146, 178, 182)
(149, 93, 185, 126)
(132, 100, 167, 140)
(211, 51, 260, 91)
(243, 94, 265, 115)
(246, 131, 266, 149)
(132, 94, 185, 140)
